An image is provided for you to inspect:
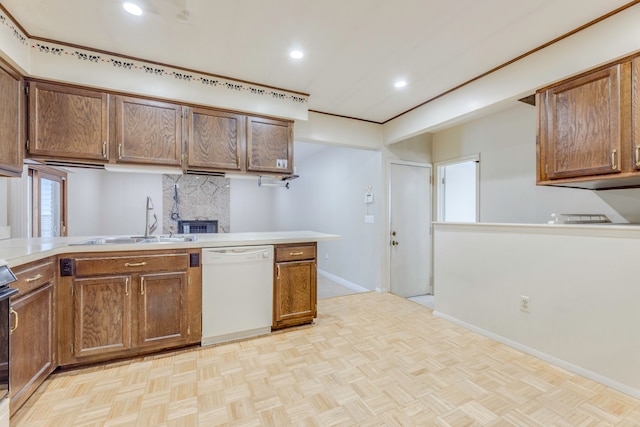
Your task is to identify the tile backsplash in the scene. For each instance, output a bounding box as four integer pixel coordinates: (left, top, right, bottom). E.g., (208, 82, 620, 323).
(162, 175, 230, 234)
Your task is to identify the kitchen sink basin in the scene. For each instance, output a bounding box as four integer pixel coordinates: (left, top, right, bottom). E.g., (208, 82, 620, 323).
(70, 235, 197, 245)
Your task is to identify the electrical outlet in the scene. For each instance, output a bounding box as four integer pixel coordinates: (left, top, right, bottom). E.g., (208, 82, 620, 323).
(325, 253, 329, 260)
(520, 295, 530, 312)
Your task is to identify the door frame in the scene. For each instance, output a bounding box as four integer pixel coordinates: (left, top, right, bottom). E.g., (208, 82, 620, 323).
(386, 160, 433, 296)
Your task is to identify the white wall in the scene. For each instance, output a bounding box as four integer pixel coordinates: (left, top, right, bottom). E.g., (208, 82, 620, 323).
(271, 142, 383, 291)
(0, 178, 7, 226)
(434, 223, 640, 398)
(432, 103, 640, 224)
(229, 178, 276, 232)
(64, 168, 163, 237)
(66, 168, 102, 237)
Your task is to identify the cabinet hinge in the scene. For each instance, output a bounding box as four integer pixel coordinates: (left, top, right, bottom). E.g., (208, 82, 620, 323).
(25, 139, 29, 151)
(187, 326, 191, 335)
(71, 285, 74, 296)
(545, 163, 548, 174)
(187, 276, 191, 286)
(25, 85, 29, 96)
(70, 343, 74, 354)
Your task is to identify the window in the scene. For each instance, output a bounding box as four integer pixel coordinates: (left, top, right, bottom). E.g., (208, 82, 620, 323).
(28, 165, 67, 237)
(436, 155, 479, 222)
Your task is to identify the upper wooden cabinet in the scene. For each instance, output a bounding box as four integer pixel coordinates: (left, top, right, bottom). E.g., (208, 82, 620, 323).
(186, 108, 245, 172)
(114, 96, 183, 166)
(247, 116, 294, 174)
(0, 60, 24, 177)
(25, 79, 295, 175)
(28, 81, 109, 162)
(539, 64, 624, 180)
(536, 56, 640, 189)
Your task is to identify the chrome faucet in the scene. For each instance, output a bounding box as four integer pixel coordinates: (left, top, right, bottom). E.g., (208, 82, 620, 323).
(145, 196, 158, 237)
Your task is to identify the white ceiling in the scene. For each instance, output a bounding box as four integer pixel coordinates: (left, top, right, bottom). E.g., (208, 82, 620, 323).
(0, 0, 633, 123)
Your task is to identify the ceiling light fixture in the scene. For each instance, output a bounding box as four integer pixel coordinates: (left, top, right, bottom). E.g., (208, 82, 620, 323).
(290, 50, 304, 59)
(123, 2, 143, 16)
(394, 80, 407, 88)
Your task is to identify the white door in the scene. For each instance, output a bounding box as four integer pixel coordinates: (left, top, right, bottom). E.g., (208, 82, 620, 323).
(389, 162, 432, 297)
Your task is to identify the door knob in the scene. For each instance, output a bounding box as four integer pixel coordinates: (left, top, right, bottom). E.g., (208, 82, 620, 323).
(391, 231, 397, 236)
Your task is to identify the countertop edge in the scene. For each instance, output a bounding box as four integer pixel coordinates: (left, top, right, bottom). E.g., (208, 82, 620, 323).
(0, 231, 341, 267)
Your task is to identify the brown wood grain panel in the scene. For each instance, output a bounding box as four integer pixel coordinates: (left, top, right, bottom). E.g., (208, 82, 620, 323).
(115, 95, 182, 166)
(0, 60, 23, 176)
(275, 245, 316, 262)
(633, 58, 640, 171)
(246, 116, 293, 174)
(12, 258, 55, 298)
(138, 272, 187, 348)
(29, 82, 108, 161)
(545, 64, 622, 179)
(187, 107, 245, 172)
(74, 253, 189, 277)
(10, 282, 55, 414)
(73, 276, 132, 358)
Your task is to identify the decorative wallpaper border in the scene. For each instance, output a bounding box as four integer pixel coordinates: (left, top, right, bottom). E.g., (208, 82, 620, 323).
(0, 8, 308, 106)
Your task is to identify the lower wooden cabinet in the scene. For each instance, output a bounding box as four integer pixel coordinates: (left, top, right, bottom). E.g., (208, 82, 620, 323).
(273, 243, 317, 329)
(58, 249, 201, 366)
(10, 258, 56, 415)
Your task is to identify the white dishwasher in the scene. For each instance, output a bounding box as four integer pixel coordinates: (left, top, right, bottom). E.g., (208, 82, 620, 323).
(201, 245, 274, 346)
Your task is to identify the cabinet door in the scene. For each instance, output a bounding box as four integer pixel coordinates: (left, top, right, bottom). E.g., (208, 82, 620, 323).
(187, 108, 245, 172)
(9, 282, 55, 414)
(28, 82, 109, 162)
(632, 58, 640, 171)
(114, 95, 183, 166)
(138, 272, 188, 348)
(0, 61, 23, 177)
(541, 64, 622, 179)
(73, 276, 132, 358)
(273, 261, 316, 328)
(246, 116, 293, 174)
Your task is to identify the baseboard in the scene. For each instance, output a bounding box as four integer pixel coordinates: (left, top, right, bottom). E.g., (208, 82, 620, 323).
(317, 270, 370, 293)
(433, 310, 640, 399)
(201, 326, 271, 347)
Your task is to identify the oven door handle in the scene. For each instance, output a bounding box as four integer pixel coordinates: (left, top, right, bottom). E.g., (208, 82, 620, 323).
(9, 309, 17, 334)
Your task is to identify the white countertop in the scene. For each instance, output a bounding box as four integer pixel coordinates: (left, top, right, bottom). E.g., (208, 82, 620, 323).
(0, 231, 340, 267)
(433, 221, 640, 238)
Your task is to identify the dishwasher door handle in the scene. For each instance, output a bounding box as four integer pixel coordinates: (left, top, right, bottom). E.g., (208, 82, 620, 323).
(206, 249, 270, 257)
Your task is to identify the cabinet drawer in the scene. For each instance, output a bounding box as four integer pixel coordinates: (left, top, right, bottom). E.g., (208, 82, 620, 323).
(275, 245, 316, 262)
(12, 259, 55, 296)
(74, 253, 189, 277)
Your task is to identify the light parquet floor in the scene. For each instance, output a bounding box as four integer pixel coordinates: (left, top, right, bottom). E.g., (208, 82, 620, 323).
(12, 292, 640, 426)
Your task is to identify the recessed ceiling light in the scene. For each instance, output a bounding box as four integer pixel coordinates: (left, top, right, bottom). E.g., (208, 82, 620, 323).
(290, 50, 304, 59)
(123, 2, 143, 16)
(394, 80, 407, 88)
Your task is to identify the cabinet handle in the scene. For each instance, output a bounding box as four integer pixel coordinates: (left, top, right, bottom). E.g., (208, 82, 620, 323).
(289, 251, 304, 256)
(25, 273, 43, 283)
(118, 143, 122, 159)
(635, 146, 640, 167)
(125, 277, 129, 296)
(9, 309, 18, 334)
(611, 149, 618, 170)
(276, 265, 280, 279)
(124, 262, 147, 267)
(140, 277, 145, 295)
(102, 141, 107, 158)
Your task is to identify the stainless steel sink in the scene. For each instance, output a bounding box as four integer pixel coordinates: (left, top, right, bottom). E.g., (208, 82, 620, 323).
(70, 235, 197, 245)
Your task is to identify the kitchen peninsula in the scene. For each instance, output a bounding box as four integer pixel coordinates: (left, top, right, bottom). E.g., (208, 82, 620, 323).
(433, 222, 640, 399)
(1, 230, 339, 414)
